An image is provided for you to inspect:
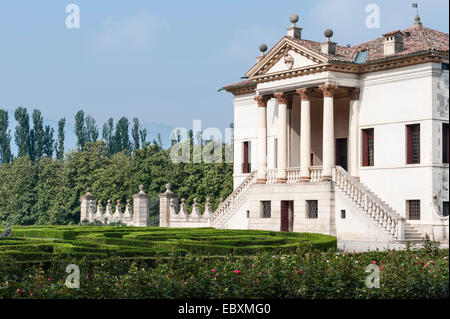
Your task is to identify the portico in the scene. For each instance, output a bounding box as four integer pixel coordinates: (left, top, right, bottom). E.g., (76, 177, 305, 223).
(254, 84, 360, 185)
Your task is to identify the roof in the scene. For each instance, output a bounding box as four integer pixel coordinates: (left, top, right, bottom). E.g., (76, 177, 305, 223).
(222, 22, 449, 92)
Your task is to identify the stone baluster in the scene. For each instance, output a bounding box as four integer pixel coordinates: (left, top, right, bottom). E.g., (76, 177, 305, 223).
(103, 199, 113, 224)
(95, 200, 104, 222)
(203, 197, 212, 220)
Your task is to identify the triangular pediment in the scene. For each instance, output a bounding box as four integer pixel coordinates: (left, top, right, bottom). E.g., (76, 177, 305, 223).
(246, 37, 328, 78)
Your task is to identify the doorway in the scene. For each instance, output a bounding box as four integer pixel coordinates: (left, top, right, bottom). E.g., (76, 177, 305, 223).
(336, 138, 348, 171)
(280, 201, 294, 232)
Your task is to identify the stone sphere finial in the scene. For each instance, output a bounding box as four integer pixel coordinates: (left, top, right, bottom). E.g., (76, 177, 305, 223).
(289, 14, 299, 25)
(98, 200, 102, 204)
(116, 199, 121, 204)
(139, 184, 144, 191)
(165, 183, 171, 191)
(259, 44, 267, 54)
(107, 199, 111, 204)
(324, 29, 333, 39)
(86, 187, 92, 193)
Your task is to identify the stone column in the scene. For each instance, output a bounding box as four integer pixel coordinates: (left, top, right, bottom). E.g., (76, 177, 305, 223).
(158, 183, 177, 227)
(133, 185, 150, 227)
(254, 95, 270, 184)
(297, 88, 312, 182)
(319, 84, 338, 181)
(80, 187, 96, 223)
(274, 92, 289, 183)
(348, 88, 360, 179)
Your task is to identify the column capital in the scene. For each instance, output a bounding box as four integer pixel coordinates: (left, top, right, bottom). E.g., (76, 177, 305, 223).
(274, 92, 290, 104)
(319, 84, 338, 97)
(349, 87, 360, 101)
(296, 88, 313, 101)
(254, 95, 272, 107)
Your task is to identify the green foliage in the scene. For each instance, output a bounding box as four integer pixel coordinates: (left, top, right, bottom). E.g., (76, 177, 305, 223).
(55, 118, 66, 160)
(0, 231, 447, 299)
(14, 107, 31, 158)
(0, 110, 12, 164)
(74, 110, 87, 150)
(0, 139, 233, 225)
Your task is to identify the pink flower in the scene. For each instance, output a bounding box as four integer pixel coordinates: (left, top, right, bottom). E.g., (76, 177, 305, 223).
(258, 272, 262, 275)
(184, 281, 187, 285)
(47, 278, 51, 281)
(210, 269, 216, 272)
(267, 269, 271, 274)
(380, 266, 384, 271)
(252, 264, 255, 267)
(16, 289, 20, 292)
(86, 275, 89, 279)
(234, 270, 240, 274)
(372, 261, 377, 265)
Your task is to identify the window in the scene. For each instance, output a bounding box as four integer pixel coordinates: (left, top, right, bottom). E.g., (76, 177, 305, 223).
(246, 210, 250, 218)
(362, 128, 374, 166)
(407, 200, 421, 220)
(341, 210, 346, 219)
(406, 124, 420, 164)
(443, 123, 449, 164)
(242, 141, 251, 173)
(443, 202, 449, 217)
(261, 201, 271, 218)
(306, 200, 318, 219)
(442, 63, 449, 71)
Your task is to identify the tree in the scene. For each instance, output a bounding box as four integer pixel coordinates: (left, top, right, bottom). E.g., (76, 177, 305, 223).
(55, 118, 66, 160)
(85, 115, 99, 143)
(14, 107, 31, 158)
(140, 128, 148, 147)
(0, 110, 12, 164)
(43, 125, 54, 157)
(132, 118, 140, 150)
(114, 117, 131, 153)
(32, 109, 44, 160)
(74, 110, 87, 150)
(102, 118, 115, 155)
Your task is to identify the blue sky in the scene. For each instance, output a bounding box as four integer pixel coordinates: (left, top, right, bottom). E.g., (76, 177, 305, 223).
(0, 0, 448, 152)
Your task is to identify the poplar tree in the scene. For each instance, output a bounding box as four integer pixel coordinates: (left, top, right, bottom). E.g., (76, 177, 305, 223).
(0, 109, 12, 163)
(14, 107, 31, 158)
(32, 109, 44, 160)
(74, 110, 87, 150)
(132, 118, 140, 150)
(102, 118, 115, 155)
(43, 125, 54, 157)
(55, 118, 66, 160)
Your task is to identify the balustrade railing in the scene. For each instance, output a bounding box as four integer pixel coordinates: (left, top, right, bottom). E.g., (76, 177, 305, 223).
(333, 166, 405, 240)
(286, 167, 301, 183)
(210, 171, 257, 228)
(310, 166, 323, 182)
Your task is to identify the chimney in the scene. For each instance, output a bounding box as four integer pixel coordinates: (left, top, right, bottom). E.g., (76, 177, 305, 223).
(286, 14, 302, 39)
(383, 30, 404, 56)
(321, 29, 336, 55)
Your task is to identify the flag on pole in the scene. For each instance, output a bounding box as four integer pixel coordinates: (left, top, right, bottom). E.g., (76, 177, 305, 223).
(412, 3, 418, 8)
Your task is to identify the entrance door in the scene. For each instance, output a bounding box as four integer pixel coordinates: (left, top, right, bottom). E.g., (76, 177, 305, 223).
(280, 201, 294, 232)
(336, 138, 348, 171)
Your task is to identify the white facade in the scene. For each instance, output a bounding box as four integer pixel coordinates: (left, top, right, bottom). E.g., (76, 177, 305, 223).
(161, 16, 449, 244)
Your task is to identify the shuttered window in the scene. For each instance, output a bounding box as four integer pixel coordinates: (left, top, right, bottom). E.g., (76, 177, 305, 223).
(362, 129, 374, 166)
(242, 141, 251, 173)
(406, 124, 420, 164)
(261, 201, 271, 218)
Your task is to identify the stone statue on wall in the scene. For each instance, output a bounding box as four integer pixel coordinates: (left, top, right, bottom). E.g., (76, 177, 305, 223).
(0, 224, 12, 237)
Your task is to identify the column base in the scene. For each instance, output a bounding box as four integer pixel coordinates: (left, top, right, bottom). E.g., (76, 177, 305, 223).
(255, 178, 267, 184)
(275, 178, 287, 183)
(298, 177, 311, 183)
(321, 175, 332, 181)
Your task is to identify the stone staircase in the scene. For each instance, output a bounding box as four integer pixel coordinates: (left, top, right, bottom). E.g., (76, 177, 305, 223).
(333, 166, 422, 242)
(210, 171, 257, 228)
(359, 181, 423, 241)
